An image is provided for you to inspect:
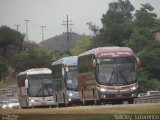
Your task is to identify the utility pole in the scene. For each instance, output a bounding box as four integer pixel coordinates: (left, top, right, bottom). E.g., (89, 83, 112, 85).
(14, 24, 21, 31)
(14, 24, 24, 51)
(62, 14, 73, 51)
(40, 26, 45, 42)
(24, 20, 30, 41)
(69, 28, 72, 44)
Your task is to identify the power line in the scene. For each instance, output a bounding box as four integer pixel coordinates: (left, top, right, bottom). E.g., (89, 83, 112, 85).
(62, 14, 73, 50)
(29, 20, 54, 41)
(14, 24, 24, 51)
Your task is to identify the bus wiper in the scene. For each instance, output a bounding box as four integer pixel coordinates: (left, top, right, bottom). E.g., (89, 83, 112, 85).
(36, 86, 43, 96)
(108, 70, 114, 85)
(44, 84, 51, 96)
(119, 71, 128, 84)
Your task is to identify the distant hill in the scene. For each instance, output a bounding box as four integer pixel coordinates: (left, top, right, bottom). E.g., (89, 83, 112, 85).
(40, 33, 89, 53)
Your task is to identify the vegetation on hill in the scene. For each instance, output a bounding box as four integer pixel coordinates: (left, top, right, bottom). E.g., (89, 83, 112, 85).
(12, 42, 53, 74)
(40, 33, 89, 53)
(81, 0, 160, 92)
(0, 26, 24, 83)
(137, 42, 160, 92)
(0, 0, 160, 92)
(0, 26, 55, 84)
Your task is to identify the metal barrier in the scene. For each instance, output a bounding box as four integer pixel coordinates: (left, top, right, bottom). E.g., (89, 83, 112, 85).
(134, 95, 160, 104)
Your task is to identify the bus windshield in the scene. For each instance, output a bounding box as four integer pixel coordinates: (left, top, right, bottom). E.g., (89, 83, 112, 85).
(66, 66, 78, 90)
(27, 74, 53, 97)
(97, 56, 136, 85)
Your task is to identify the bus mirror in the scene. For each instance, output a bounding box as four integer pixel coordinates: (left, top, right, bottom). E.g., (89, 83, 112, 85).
(136, 57, 141, 70)
(65, 67, 69, 72)
(93, 60, 96, 72)
(25, 79, 28, 88)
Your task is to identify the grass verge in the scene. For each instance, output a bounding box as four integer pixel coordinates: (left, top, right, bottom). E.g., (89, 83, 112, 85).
(0, 103, 160, 120)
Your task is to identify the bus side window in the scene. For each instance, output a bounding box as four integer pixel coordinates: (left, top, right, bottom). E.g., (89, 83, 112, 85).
(88, 56, 92, 72)
(53, 80, 61, 91)
(86, 57, 89, 72)
(52, 81, 56, 91)
(79, 57, 83, 73)
(18, 75, 25, 87)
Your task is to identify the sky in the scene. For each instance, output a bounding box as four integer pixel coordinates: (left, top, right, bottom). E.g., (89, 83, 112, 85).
(0, 0, 160, 43)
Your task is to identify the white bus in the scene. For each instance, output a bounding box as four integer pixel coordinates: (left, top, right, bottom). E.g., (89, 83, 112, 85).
(17, 68, 55, 108)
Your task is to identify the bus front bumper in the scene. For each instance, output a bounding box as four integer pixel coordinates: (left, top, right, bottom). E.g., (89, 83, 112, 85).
(99, 90, 138, 100)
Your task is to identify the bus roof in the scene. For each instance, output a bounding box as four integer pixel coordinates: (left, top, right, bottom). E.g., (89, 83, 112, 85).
(52, 56, 77, 66)
(78, 47, 134, 57)
(18, 68, 52, 76)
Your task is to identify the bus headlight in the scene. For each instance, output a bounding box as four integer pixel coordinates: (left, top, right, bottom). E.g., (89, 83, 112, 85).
(31, 99, 35, 103)
(8, 104, 13, 108)
(130, 86, 136, 90)
(100, 88, 106, 92)
(69, 93, 73, 97)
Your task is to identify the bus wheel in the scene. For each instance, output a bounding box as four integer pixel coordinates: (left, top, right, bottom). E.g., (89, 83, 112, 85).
(94, 99, 97, 105)
(117, 100, 123, 104)
(55, 93, 59, 108)
(93, 88, 97, 105)
(56, 102, 59, 108)
(63, 93, 67, 107)
(82, 90, 85, 106)
(94, 96, 98, 105)
(128, 99, 134, 104)
(82, 99, 85, 106)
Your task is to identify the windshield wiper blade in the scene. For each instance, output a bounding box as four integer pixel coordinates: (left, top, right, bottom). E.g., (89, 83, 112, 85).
(108, 71, 114, 85)
(44, 84, 52, 96)
(36, 86, 43, 96)
(119, 71, 128, 84)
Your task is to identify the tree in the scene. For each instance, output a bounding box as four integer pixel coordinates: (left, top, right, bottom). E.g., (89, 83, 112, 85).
(0, 26, 24, 58)
(98, 0, 134, 46)
(108, 0, 134, 20)
(70, 37, 92, 55)
(86, 22, 104, 48)
(0, 58, 8, 83)
(136, 41, 160, 92)
(154, 19, 160, 31)
(134, 4, 157, 28)
(125, 4, 157, 52)
(138, 76, 160, 92)
(86, 22, 100, 35)
(12, 42, 53, 73)
(138, 41, 160, 80)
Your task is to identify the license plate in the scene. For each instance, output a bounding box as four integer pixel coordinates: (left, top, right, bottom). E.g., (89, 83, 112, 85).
(42, 102, 46, 105)
(116, 94, 122, 97)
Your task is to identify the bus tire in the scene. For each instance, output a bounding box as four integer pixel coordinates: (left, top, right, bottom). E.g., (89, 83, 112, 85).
(82, 90, 85, 106)
(93, 88, 97, 105)
(63, 93, 67, 107)
(82, 99, 85, 106)
(55, 93, 59, 107)
(128, 98, 134, 104)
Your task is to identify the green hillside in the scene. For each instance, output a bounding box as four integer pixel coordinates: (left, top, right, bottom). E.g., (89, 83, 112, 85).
(40, 33, 89, 53)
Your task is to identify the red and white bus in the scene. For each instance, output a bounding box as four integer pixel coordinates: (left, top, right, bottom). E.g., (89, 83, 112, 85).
(77, 47, 140, 105)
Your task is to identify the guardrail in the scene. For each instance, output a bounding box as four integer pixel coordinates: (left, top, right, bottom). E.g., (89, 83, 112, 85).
(134, 94, 160, 104)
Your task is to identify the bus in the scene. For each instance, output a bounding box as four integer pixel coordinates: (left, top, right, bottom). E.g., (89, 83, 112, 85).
(17, 68, 55, 108)
(52, 56, 80, 106)
(78, 47, 140, 105)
